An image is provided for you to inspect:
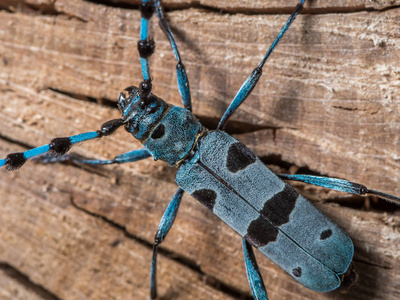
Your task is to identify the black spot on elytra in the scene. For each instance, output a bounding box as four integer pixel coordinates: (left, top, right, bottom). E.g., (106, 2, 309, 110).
(5, 152, 26, 170)
(261, 184, 298, 226)
(320, 229, 332, 240)
(226, 142, 257, 173)
(293, 267, 302, 277)
(245, 217, 278, 248)
(151, 124, 165, 139)
(192, 189, 217, 210)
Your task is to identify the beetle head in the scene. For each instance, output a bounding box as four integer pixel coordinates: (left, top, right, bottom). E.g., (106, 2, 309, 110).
(117, 86, 169, 141)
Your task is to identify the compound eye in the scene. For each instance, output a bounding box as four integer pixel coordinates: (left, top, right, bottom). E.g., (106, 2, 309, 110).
(124, 123, 131, 132)
(124, 122, 139, 134)
(139, 101, 146, 109)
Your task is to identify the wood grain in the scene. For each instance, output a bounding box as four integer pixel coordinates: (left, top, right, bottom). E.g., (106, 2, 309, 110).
(0, 0, 399, 299)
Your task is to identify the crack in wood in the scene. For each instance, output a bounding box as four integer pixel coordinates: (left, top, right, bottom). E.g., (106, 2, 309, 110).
(0, 0, 87, 23)
(48, 88, 117, 108)
(3, 0, 400, 19)
(0, 133, 33, 150)
(353, 258, 393, 270)
(69, 194, 253, 299)
(83, 1, 400, 16)
(0, 262, 61, 300)
(46, 88, 284, 135)
(332, 106, 359, 112)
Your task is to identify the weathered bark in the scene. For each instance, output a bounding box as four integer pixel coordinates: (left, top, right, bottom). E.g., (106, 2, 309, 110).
(0, 0, 399, 299)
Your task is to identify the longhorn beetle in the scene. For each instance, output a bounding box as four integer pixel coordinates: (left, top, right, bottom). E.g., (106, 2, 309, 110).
(1, 0, 399, 299)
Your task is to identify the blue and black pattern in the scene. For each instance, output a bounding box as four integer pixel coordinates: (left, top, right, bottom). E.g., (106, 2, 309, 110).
(138, 0, 155, 81)
(143, 105, 202, 165)
(0, 118, 125, 170)
(176, 130, 353, 292)
(1, 0, 399, 299)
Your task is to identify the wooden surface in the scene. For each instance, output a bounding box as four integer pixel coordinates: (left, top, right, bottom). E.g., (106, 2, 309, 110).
(0, 0, 399, 299)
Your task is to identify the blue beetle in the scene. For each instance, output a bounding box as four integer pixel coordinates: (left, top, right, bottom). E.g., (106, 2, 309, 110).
(1, 0, 399, 299)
